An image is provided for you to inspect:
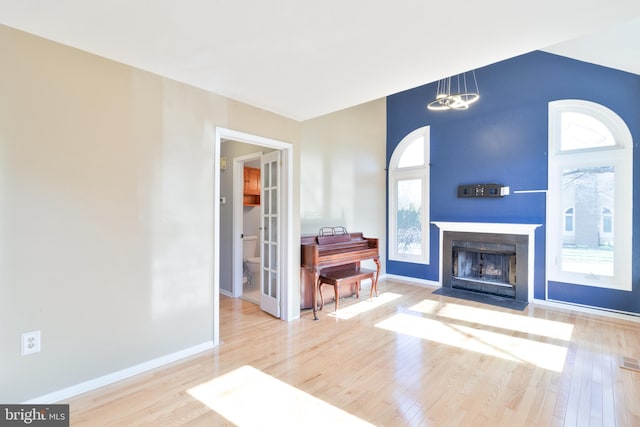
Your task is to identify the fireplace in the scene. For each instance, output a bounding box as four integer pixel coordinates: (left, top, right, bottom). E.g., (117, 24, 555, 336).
(433, 222, 541, 303)
(451, 240, 518, 298)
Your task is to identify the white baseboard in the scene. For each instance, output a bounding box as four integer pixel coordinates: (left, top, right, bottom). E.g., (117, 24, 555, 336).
(384, 274, 640, 323)
(24, 341, 215, 404)
(219, 288, 233, 298)
(533, 298, 640, 323)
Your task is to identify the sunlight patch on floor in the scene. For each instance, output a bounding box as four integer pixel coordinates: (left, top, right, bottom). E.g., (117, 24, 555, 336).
(410, 299, 574, 341)
(327, 292, 403, 320)
(375, 313, 568, 372)
(188, 365, 374, 427)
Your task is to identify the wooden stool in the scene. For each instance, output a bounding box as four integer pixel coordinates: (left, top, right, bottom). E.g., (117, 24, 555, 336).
(317, 267, 377, 312)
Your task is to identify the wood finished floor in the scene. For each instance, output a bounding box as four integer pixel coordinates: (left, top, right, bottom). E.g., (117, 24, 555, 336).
(68, 280, 640, 426)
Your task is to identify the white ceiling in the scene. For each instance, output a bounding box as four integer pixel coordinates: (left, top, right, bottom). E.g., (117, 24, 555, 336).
(542, 16, 640, 77)
(1, 1, 639, 121)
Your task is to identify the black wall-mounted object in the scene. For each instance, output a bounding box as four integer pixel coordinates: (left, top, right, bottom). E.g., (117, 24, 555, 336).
(458, 183, 503, 198)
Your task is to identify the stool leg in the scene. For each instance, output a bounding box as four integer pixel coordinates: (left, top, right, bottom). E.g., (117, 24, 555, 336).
(318, 281, 324, 310)
(370, 273, 378, 298)
(334, 283, 339, 312)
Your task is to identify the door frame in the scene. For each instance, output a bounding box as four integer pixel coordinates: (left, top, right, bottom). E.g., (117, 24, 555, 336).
(214, 127, 295, 345)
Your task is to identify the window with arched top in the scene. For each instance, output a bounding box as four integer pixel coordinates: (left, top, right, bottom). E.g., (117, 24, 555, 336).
(388, 126, 430, 264)
(559, 112, 616, 151)
(564, 208, 574, 233)
(548, 100, 632, 290)
(601, 207, 613, 235)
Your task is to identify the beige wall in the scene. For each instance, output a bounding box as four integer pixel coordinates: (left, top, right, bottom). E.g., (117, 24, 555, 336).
(0, 23, 386, 403)
(0, 24, 300, 402)
(300, 100, 387, 272)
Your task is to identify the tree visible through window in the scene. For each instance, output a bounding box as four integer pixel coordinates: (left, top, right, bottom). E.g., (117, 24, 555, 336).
(396, 179, 422, 255)
(548, 100, 632, 290)
(561, 165, 614, 276)
(389, 127, 429, 264)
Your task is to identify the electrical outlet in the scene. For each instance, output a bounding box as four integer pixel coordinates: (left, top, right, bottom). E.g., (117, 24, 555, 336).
(22, 330, 41, 356)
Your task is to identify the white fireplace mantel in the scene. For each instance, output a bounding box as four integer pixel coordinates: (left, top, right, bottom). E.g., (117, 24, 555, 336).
(432, 221, 541, 235)
(432, 221, 542, 302)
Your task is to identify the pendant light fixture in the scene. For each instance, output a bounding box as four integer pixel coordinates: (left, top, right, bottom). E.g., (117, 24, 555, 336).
(427, 70, 480, 111)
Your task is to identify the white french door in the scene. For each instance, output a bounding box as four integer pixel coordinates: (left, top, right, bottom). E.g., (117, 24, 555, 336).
(260, 150, 281, 317)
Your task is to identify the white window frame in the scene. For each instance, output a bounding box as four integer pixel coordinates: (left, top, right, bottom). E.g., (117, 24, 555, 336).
(547, 100, 632, 291)
(388, 126, 430, 264)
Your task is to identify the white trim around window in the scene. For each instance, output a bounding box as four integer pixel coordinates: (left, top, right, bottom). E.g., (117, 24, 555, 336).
(388, 126, 430, 264)
(547, 100, 633, 291)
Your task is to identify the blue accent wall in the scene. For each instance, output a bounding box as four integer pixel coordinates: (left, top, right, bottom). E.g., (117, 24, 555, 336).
(387, 51, 640, 314)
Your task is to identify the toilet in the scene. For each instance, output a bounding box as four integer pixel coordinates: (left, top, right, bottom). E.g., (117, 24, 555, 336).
(242, 235, 261, 285)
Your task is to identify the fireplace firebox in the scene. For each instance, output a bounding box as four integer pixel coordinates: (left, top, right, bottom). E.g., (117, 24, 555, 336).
(442, 231, 529, 302)
(452, 241, 517, 298)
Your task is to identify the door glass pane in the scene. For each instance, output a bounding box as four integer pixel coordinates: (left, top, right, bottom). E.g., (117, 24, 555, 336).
(270, 217, 277, 243)
(396, 179, 422, 256)
(263, 188, 270, 213)
(560, 166, 614, 276)
(263, 242, 269, 277)
(270, 160, 278, 186)
(271, 188, 277, 214)
(262, 242, 270, 292)
(263, 163, 270, 188)
(270, 246, 277, 270)
(397, 137, 424, 168)
(263, 270, 269, 294)
(270, 274, 278, 298)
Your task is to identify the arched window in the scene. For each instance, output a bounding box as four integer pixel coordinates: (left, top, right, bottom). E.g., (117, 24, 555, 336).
(548, 100, 632, 290)
(564, 208, 574, 233)
(559, 112, 616, 151)
(601, 207, 613, 234)
(388, 127, 430, 264)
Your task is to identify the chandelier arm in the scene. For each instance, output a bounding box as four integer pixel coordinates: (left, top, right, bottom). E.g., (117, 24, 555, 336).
(472, 70, 479, 94)
(427, 71, 480, 112)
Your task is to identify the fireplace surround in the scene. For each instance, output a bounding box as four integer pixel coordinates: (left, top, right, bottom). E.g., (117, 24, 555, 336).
(433, 222, 541, 303)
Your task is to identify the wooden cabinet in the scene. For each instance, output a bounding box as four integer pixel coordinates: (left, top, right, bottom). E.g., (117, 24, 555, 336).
(243, 167, 260, 206)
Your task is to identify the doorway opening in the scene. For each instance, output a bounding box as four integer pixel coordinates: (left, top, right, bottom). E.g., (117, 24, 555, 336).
(214, 128, 295, 347)
(236, 154, 262, 306)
